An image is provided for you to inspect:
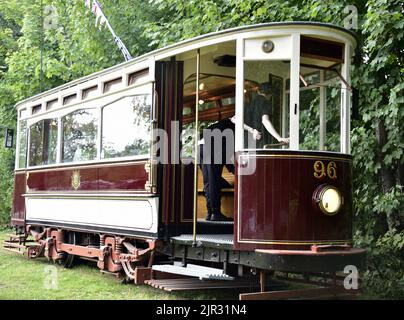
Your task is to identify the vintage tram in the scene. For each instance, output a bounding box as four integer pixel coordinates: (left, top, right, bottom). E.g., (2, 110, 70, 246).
(7, 22, 365, 296)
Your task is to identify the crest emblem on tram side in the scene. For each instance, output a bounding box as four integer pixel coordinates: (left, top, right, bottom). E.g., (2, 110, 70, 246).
(71, 170, 81, 190)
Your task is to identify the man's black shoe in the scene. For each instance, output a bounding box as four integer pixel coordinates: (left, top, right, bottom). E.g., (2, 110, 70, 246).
(205, 213, 212, 221)
(210, 212, 232, 221)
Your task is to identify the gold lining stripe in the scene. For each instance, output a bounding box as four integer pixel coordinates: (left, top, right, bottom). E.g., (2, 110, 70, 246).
(21, 160, 148, 174)
(238, 153, 352, 163)
(23, 195, 153, 201)
(237, 239, 351, 245)
(25, 190, 149, 194)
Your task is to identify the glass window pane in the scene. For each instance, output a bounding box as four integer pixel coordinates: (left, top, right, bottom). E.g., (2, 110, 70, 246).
(222, 97, 235, 106)
(62, 109, 98, 162)
(28, 119, 58, 166)
(102, 95, 151, 158)
(29, 122, 43, 166)
(299, 62, 342, 152)
(63, 94, 77, 105)
(181, 121, 216, 158)
(325, 84, 341, 152)
(44, 119, 58, 164)
(128, 69, 149, 86)
(103, 78, 123, 93)
(18, 121, 27, 168)
(244, 61, 289, 149)
(299, 87, 320, 150)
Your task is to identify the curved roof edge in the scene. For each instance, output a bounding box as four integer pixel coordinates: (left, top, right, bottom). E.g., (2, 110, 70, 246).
(15, 21, 357, 109)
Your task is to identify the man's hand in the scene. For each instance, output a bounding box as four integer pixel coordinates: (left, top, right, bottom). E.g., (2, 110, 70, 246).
(277, 137, 290, 144)
(252, 129, 262, 140)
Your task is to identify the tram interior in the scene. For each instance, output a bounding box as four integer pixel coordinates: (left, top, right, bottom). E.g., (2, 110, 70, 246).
(176, 36, 345, 223)
(178, 41, 237, 221)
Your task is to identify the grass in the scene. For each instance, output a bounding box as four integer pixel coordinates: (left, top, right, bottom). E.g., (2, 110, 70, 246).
(0, 228, 238, 300)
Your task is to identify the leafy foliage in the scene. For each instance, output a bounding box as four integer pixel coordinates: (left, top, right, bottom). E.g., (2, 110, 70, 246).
(0, 0, 402, 297)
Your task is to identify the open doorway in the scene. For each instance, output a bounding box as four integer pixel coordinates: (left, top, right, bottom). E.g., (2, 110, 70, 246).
(182, 73, 236, 221)
(178, 42, 236, 223)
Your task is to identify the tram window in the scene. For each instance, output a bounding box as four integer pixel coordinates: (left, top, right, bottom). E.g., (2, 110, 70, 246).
(128, 69, 149, 86)
(46, 98, 58, 110)
(325, 85, 341, 152)
(299, 87, 320, 150)
(103, 77, 122, 93)
(222, 97, 235, 106)
(325, 65, 342, 80)
(244, 61, 289, 149)
(101, 95, 151, 159)
(20, 108, 28, 118)
(28, 119, 58, 166)
(298, 64, 342, 152)
(31, 104, 41, 115)
(82, 85, 98, 100)
(181, 74, 236, 157)
(181, 121, 216, 158)
(63, 93, 77, 105)
(18, 120, 27, 168)
(62, 109, 98, 163)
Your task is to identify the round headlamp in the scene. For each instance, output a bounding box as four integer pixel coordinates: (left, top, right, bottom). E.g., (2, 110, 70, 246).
(313, 185, 343, 216)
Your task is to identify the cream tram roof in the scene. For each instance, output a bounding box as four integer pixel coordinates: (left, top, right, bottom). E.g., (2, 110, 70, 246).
(15, 22, 357, 118)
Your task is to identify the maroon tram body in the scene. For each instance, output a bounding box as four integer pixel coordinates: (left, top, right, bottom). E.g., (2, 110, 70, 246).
(234, 150, 352, 251)
(6, 22, 366, 292)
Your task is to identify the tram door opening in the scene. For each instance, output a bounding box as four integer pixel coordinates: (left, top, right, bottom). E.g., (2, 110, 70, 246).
(179, 42, 237, 223)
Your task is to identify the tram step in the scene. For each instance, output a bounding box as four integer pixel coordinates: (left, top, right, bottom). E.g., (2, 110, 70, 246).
(152, 263, 234, 280)
(3, 241, 27, 249)
(3, 247, 25, 254)
(7, 233, 26, 239)
(197, 218, 233, 225)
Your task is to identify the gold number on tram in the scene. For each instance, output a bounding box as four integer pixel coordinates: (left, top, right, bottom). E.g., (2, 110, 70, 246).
(327, 161, 337, 179)
(313, 161, 326, 179)
(314, 160, 337, 179)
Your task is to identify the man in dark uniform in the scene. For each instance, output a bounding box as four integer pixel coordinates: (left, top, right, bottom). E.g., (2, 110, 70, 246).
(199, 82, 289, 221)
(199, 118, 235, 221)
(244, 82, 289, 148)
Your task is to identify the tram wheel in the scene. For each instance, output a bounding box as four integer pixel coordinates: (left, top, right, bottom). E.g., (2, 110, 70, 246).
(57, 231, 76, 268)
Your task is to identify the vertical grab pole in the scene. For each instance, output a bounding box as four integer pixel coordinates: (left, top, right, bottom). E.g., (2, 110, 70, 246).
(319, 70, 326, 151)
(192, 49, 201, 246)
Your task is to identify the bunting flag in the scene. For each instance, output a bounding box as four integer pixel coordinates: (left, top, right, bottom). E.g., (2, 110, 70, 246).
(83, 0, 133, 61)
(86, 0, 107, 29)
(91, 0, 98, 14)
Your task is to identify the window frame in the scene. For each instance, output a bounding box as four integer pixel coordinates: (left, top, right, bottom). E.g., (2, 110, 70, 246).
(16, 119, 28, 169)
(27, 118, 59, 167)
(235, 33, 352, 154)
(100, 94, 153, 160)
(285, 69, 344, 153)
(23, 83, 154, 170)
(61, 107, 99, 164)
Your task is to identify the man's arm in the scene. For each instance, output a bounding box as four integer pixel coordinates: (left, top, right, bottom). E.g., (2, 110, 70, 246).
(262, 115, 289, 143)
(230, 115, 261, 140)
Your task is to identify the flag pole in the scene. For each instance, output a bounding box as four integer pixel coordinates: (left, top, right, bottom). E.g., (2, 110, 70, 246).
(91, 0, 133, 61)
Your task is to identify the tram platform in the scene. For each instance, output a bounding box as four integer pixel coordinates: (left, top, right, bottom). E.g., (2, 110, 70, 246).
(190, 219, 234, 235)
(171, 234, 234, 250)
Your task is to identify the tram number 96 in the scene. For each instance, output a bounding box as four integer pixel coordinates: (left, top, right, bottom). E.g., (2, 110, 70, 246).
(200, 304, 247, 317)
(313, 161, 337, 179)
